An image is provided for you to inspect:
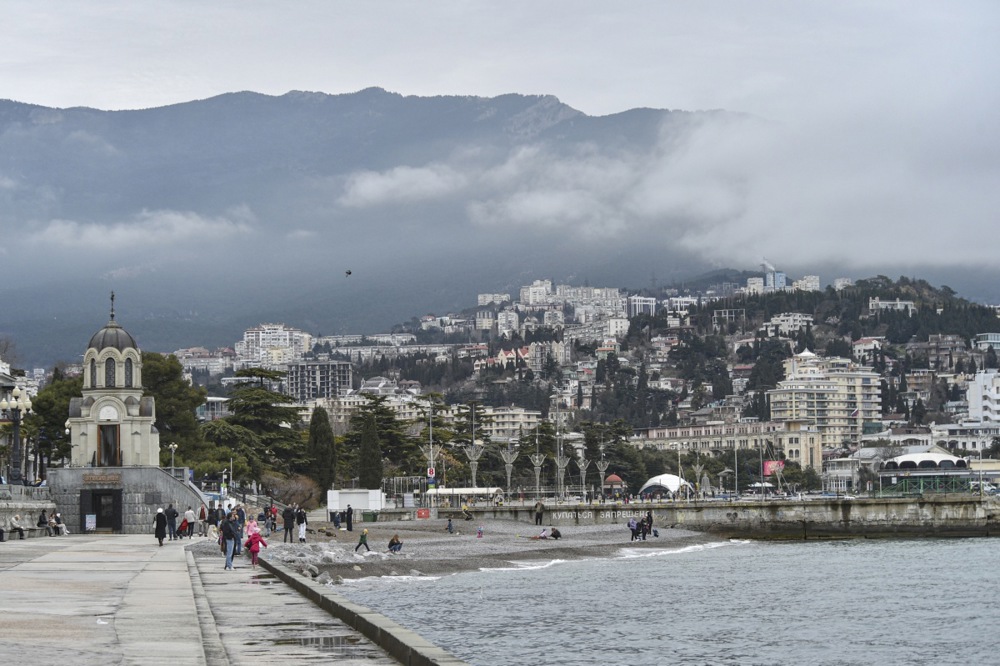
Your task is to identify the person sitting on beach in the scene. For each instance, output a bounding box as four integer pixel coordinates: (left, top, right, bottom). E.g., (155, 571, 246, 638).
(388, 534, 403, 553)
(537, 529, 549, 539)
(461, 504, 473, 521)
(549, 527, 561, 540)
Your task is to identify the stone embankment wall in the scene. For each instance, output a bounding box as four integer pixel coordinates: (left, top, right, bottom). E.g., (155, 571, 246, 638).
(0, 485, 56, 534)
(386, 496, 1000, 539)
(48, 467, 208, 535)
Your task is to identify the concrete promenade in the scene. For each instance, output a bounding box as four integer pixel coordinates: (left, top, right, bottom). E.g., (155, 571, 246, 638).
(0, 534, 397, 665)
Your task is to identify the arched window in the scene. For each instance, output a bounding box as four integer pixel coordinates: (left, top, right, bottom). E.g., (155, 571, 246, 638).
(105, 358, 116, 388)
(90, 359, 97, 389)
(125, 358, 134, 388)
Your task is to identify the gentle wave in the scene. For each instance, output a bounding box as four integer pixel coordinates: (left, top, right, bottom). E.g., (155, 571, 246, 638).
(616, 539, 743, 559)
(478, 558, 569, 573)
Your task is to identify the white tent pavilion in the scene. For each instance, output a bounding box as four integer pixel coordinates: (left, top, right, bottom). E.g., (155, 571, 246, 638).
(638, 473, 693, 494)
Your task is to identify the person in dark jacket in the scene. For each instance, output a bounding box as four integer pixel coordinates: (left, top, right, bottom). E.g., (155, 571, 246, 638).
(282, 505, 295, 543)
(346, 504, 354, 532)
(154, 508, 168, 546)
(165, 504, 179, 541)
(295, 505, 307, 543)
(221, 513, 238, 570)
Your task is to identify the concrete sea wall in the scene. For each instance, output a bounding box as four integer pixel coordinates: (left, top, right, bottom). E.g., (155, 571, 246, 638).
(384, 496, 1000, 539)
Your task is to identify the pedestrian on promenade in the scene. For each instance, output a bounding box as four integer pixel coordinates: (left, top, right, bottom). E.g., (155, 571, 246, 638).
(222, 513, 238, 570)
(165, 504, 178, 540)
(296, 505, 308, 543)
(10, 515, 26, 540)
(355, 528, 370, 553)
(184, 507, 197, 538)
(534, 500, 545, 526)
(346, 505, 354, 531)
(282, 505, 295, 543)
(244, 531, 267, 568)
(198, 504, 208, 537)
(234, 505, 245, 555)
(154, 508, 167, 546)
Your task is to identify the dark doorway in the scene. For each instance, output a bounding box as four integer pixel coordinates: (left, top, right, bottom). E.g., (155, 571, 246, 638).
(99, 424, 121, 467)
(81, 489, 123, 533)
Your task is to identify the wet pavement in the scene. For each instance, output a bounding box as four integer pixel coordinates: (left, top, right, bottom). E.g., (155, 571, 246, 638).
(193, 555, 395, 663)
(0, 534, 396, 664)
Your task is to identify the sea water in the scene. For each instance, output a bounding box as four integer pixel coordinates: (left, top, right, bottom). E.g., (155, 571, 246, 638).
(336, 538, 999, 666)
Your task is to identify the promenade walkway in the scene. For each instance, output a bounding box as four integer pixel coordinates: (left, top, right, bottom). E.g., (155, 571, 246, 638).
(0, 534, 396, 665)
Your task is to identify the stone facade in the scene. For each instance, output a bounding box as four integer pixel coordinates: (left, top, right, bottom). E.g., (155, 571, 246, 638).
(48, 466, 207, 535)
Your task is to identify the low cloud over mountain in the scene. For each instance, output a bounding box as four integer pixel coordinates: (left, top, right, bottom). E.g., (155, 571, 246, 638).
(0, 89, 996, 366)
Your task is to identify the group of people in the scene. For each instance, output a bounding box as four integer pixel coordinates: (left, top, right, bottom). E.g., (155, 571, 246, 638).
(0, 510, 67, 541)
(219, 508, 269, 569)
(627, 511, 655, 541)
(280, 504, 309, 543)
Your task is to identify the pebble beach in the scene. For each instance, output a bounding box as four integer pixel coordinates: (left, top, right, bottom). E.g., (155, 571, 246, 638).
(189, 516, 720, 582)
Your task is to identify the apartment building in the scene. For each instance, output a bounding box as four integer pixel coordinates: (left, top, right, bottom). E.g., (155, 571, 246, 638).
(760, 312, 814, 337)
(235, 323, 312, 367)
(767, 351, 881, 449)
(283, 359, 353, 403)
(967, 370, 1000, 422)
(634, 419, 822, 471)
(627, 295, 658, 318)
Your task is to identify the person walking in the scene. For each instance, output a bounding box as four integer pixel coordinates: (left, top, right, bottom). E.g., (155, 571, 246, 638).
(222, 513, 238, 570)
(346, 504, 354, 532)
(533, 500, 545, 526)
(165, 504, 179, 541)
(355, 528, 370, 553)
(296, 505, 308, 543)
(154, 508, 167, 546)
(245, 531, 268, 568)
(198, 504, 208, 537)
(183, 506, 197, 538)
(282, 505, 295, 543)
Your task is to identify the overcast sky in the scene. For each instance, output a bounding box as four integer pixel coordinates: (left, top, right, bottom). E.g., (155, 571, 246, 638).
(2, 1, 999, 280)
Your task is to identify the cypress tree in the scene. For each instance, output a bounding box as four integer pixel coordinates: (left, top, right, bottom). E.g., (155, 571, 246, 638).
(358, 415, 383, 490)
(308, 407, 336, 490)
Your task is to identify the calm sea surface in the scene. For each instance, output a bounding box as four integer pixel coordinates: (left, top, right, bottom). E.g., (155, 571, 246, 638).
(337, 538, 999, 666)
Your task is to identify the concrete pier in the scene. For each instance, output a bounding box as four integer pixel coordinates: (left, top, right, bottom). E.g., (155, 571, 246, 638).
(0, 535, 407, 664)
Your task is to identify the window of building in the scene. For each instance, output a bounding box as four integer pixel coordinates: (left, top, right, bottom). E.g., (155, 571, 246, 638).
(125, 358, 133, 388)
(90, 359, 97, 389)
(105, 358, 116, 388)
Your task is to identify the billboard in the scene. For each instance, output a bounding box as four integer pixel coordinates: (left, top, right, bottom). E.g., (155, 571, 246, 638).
(763, 460, 785, 477)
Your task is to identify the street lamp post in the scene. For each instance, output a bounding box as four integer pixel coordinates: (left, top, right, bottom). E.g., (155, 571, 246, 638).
(168, 443, 178, 475)
(1, 384, 32, 485)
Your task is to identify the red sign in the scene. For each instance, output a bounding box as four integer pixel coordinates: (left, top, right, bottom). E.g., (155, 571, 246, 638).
(763, 460, 785, 476)
(427, 467, 436, 478)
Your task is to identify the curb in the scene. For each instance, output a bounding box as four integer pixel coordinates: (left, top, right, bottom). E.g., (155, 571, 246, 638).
(259, 557, 468, 666)
(186, 550, 230, 665)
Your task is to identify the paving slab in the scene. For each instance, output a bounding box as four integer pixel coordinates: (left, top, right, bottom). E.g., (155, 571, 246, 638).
(0, 534, 398, 665)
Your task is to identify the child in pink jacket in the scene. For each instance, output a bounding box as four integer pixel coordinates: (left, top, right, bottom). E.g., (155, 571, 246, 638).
(244, 531, 268, 568)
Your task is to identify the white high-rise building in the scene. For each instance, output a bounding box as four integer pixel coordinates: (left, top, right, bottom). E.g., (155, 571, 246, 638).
(235, 323, 312, 367)
(968, 371, 1000, 422)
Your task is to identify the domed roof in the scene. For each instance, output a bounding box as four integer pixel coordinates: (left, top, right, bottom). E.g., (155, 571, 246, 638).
(88, 319, 138, 352)
(88, 293, 137, 352)
(605, 474, 624, 484)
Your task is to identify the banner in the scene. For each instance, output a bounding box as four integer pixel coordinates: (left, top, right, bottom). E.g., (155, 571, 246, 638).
(763, 460, 785, 477)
